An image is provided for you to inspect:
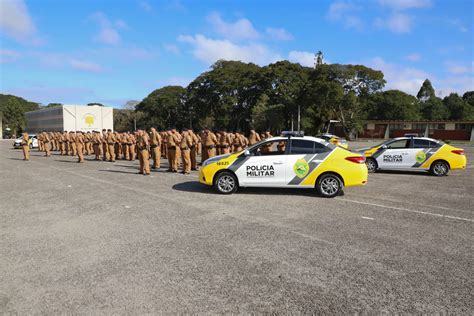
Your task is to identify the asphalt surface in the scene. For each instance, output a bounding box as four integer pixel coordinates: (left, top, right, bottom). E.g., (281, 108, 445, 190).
(1, 139, 473, 313)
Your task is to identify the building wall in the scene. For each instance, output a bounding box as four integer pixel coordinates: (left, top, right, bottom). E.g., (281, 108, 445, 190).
(63, 105, 113, 132)
(25, 106, 64, 133)
(26, 105, 114, 133)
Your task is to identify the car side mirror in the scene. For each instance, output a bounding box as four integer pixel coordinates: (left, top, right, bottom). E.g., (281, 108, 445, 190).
(382, 144, 388, 149)
(244, 150, 250, 156)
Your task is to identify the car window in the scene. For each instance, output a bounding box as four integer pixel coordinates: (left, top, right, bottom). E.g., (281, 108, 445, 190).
(413, 139, 431, 148)
(386, 139, 408, 149)
(430, 141, 441, 148)
(251, 140, 287, 156)
(290, 139, 329, 154)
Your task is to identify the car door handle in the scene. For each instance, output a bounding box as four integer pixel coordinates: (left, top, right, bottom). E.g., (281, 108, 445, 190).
(273, 161, 284, 165)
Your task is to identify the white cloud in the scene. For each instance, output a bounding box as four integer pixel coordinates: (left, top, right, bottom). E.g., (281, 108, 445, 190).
(164, 44, 181, 55)
(288, 51, 314, 67)
(206, 12, 259, 40)
(369, 57, 429, 95)
(376, 13, 412, 33)
(0, 0, 42, 44)
(327, 2, 364, 30)
(0, 49, 21, 63)
(378, 0, 431, 10)
(445, 61, 472, 75)
(114, 19, 128, 29)
(266, 27, 293, 41)
(69, 59, 104, 73)
(178, 34, 281, 65)
(405, 53, 421, 62)
(327, 1, 353, 19)
(90, 12, 123, 45)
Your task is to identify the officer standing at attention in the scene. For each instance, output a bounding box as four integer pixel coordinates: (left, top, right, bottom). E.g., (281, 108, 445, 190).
(248, 128, 261, 145)
(203, 127, 218, 159)
(189, 129, 200, 170)
(69, 131, 77, 156)
(37, 132, 44, 152)
(75, 131, 85, 163)
(106, 129, 116, 162)
(218, 128, 232, 155)
(42, 131, 51, 157)
(150, 127, 162, 169)
(92, 131, 101, 160)
(166, 129, 180, 172)
(21, 131, 30, 161)
(137, 130, 151, 175)
(180, 128, 193, 174)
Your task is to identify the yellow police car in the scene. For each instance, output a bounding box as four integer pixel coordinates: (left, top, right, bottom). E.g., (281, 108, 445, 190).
(199, 132, 368, 197)
(358, 137, 466, 176)
(317, 134, 349, 149)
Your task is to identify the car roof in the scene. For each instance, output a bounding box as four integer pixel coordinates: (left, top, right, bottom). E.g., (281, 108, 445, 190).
(265, 136, 331, 145)
(390, 136, 440, 142)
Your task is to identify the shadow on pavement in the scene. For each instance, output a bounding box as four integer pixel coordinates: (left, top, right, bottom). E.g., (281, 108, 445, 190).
(8, 158, 26, 161)
(172, 181, 320, 197)
(172, 181, 214, 194)
(55, 159, 79, 163)
(375, 170, 431, 177)
(98, 169, 142, 175)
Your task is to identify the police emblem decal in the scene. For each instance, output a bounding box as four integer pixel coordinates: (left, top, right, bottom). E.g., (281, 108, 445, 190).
(294, 159, 310, 178)
(415, 151, 426, 163)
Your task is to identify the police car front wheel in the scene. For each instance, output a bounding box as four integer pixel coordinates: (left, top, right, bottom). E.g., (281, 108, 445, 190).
(214, 171, 238, 194)
(316, 174, 343, 198)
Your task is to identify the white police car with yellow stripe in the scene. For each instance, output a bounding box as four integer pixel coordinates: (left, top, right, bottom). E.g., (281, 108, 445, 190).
(359, 137, 467, 176)
(199, 132, 368, 197)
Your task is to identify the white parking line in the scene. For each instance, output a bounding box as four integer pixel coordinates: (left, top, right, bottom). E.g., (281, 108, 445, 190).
(337, 198, 474, 223)
(361, 216, 374, 220)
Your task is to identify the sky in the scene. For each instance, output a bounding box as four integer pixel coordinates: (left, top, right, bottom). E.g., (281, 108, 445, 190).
(0, 0, 472, 107)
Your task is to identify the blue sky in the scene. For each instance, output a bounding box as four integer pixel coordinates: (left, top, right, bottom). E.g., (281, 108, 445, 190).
(0, 0, 472, 107)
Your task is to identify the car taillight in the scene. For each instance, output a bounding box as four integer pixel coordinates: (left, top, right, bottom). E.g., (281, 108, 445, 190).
(345, 156, 366, 164)
(451, 149, 464, 155)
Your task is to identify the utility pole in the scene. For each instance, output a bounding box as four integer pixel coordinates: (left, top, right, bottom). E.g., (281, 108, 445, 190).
(315, 51, 323, 68)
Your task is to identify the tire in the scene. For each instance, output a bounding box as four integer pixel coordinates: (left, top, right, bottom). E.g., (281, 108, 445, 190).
(214, 171, 238, 194)
(430, 160, 449, 176)
(365, 158, 377, 173)
(316, 174, 343, 198)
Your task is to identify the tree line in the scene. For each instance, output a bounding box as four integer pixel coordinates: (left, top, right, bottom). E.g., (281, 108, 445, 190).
(129, 60, 474, 138)
(1, 59, 473, 138)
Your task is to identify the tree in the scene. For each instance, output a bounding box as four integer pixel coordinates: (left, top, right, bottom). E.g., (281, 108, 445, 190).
(416, 79, 435, 102)
(186, 60, 265, 131)
(421, 97, 448, 120)
(444, 93, 473, 120)
(45, 103, 62, 108)
(113, 109, 135, 132)
(136, 86, 187, 129)
(366, 90, 420, 120)
(0, 94, 39, 135)
(305, 64, 385, 138)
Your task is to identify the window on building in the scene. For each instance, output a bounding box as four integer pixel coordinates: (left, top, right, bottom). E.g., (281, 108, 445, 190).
(413, 124, 427, 130)
(429, 123, 445, 130)
(390, 123, 404, 130)
(455, 124, 473, 130)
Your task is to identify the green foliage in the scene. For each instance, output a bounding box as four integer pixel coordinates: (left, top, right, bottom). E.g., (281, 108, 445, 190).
(443, 93, 473, 120)
(45, 103, 62, 108)
(0, 94, 39, 135)
(416, 79, 435, 102)
(136, 85, 188, 129)
(366, 90, 421, 120)
(113, 109, 136, 132)
(421, 97, 448, 120)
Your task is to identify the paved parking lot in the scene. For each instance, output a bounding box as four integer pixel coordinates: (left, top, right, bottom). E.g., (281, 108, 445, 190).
(1, 139, 473, 313)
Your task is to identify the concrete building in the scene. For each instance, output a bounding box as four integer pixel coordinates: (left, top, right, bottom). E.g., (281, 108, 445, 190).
(358, 120, 474, 141)
(25, 105, 113, 133)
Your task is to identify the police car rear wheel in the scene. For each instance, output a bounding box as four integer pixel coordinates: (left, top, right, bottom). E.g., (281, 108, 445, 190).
(430, 160, 449, 176)
(366, 158, 377, 173)
(215, 172, 238, 194)
(316, 174, 342, 198)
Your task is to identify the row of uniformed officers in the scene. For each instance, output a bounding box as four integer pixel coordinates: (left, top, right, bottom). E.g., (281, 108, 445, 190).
(24, 128, 273, 175)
